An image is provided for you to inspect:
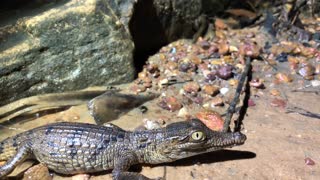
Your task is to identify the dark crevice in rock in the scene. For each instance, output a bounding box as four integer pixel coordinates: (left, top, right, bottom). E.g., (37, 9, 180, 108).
(38, 46, 49, 53)
(129, 0, 168, 74)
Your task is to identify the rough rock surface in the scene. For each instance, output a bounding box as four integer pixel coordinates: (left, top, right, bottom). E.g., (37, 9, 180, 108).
(0, 0, 136, 106)
(0, 0, 228, 106)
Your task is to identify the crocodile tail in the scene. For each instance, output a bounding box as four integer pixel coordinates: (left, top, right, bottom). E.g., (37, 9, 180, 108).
(0, 136, 19, 161)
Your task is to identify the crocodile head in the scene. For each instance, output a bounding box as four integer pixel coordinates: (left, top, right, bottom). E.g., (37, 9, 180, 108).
(153, 119, 246, 162)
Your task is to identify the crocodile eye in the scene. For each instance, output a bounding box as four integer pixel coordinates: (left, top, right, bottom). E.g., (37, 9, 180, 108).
(191, 131, 205, 141)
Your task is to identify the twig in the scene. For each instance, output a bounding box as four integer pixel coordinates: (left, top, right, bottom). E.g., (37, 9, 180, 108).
(291, 87, 320, 94)
(201, 51, 218, 60)
(286, 106, 320, 119)
(223, 57, 251, 132)
(259, 55, 277, 71)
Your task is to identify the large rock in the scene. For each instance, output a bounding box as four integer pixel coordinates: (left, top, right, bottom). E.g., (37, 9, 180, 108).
(0, 0, 229, 106)
(0, 0, 136, 105)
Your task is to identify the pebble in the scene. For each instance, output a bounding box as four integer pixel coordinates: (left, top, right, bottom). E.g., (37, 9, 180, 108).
(229, 45, 239, 52)
(217, 64, 233, 80)
(158, 78, 169, 88)
(275, 73, 293, 83)
(229, 79, 238, 86)
(23, 164, 51, 180)
(248, 99, 256, 107)
(220, 87, 229, 95)
(275, 52, 288, 62)
(71, 174, 91, 180)
(143, 119, 162, 130)
(304, 157, 316, 166)
(311, 80, 320, 87)
(210, 97, 224, 107)
(196, 110, 224, 131)
(202, 85, 220, 96)
(270, 98, 287, 108)
(218, 41, 229, 55)
(183, 82, 200, 94)
(249, 78, 265, 88)
(299, 64, 315, 79)
(177, 107, 190, 118)
(157, 96, 182, 112)
(270, 89, 281, 96)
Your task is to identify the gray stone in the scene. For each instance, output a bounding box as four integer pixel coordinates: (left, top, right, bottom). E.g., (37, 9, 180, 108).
(0, 0, 136, 105)
(0, 0, 228, 106)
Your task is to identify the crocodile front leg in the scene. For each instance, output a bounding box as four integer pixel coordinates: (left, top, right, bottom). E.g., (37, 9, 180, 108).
(112, 152, 153, 180)
(0, 144, 31, 178)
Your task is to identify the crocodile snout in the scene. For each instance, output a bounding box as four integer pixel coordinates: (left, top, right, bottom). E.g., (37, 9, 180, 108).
(233, 132, 247, 145)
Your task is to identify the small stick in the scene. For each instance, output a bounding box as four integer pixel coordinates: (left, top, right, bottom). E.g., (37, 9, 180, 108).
(286, 106, 320, 119)
(223, 57, 251, 132)
(259, 55, 277, 71)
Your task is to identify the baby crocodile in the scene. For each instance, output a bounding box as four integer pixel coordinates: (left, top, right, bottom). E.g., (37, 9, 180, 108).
(0, 119, 246, 179)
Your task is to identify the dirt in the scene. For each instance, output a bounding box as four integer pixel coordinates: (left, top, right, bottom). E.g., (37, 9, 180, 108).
(0, 76, 319, 180)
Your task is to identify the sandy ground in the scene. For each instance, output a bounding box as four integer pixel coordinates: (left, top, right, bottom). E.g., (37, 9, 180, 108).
(0, 76, 319, 180)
